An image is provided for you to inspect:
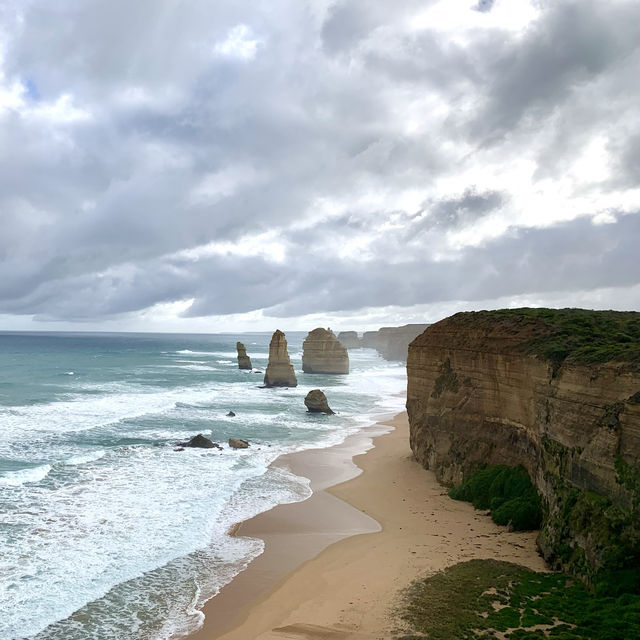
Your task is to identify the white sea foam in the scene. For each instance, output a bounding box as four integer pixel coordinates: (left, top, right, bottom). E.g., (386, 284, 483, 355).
(0, 463, 51, 486)
(0, 336, 407, 640)
(64, 450, 106, 466)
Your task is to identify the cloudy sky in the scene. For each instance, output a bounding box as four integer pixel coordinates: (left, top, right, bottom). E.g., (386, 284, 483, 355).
(1, 0, 639, 333)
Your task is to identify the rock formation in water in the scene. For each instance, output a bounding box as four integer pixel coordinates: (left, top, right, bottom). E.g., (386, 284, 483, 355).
(337, 331, 361, 349)
(304, 389, 335, 414)
(406, 309, 640, 586)
(228, 437, 249, 449)
(177, 434, 221, 449)
(236, 342, 252, 370)
(302, 328, 349, 374)
(264, 330, 298, 387)
(361, 331, 378, 348)
(376, 324, 429, 361)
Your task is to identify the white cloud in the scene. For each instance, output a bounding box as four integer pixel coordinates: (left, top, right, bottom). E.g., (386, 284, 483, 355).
(214, 24, 261, 60)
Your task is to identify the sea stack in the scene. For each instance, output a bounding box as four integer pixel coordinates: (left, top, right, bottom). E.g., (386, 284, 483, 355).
(302, 328, 349, 374)
(264, 330, 298, 387)
(304, 389, 334, 414)
(236, 342, 252, 369)
(337, 331, 361, 349)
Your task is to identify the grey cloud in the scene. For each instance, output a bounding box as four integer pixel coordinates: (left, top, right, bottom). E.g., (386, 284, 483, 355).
(419, 188, 505, 230)
(473, 0, 495, 13)
(469, 1, 640, 142)
(1, 0, 639, 326)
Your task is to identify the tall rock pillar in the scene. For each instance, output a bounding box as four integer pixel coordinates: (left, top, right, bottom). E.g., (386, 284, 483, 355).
(264, 330, 298, 387)
(236, 342, 252, 369)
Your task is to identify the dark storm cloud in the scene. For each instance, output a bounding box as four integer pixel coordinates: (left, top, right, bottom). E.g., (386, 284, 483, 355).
(467, 1, 640, 143)
(1, 0, 639, 325)
(473, 0, 495, 13)
(419, 188, 505, 230)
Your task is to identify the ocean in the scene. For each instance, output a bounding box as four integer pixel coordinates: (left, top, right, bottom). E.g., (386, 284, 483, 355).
(0, 331, 406, 640)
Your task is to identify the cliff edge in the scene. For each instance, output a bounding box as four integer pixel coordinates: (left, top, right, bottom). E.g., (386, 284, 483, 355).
(407, 308, 640, 588)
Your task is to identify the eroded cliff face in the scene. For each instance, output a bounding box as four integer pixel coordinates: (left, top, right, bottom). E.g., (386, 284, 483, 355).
(407, 312, 640, 584)
(302, 328, 349, 374)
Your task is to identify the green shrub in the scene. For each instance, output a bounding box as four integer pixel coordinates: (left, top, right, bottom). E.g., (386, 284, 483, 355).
(449, 465, 542, 530)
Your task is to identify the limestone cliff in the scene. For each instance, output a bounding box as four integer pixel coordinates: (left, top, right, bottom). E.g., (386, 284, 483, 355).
(302, 328, 349, 374)
(264, 330, 298, 387)
(236, 342, 252, 370)
(407, 309, 640, 586)
(377, 324, 429, 361)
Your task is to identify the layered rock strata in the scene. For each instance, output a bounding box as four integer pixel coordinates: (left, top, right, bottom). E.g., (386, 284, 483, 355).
(302, 328, 349, 374)
(264, 330, 298, 387)
(337, 331, 361, 349)
(406, 310, 640, 585)
(236, 342, 252, 369)
(377, 324, 429, 361)
(304, 389, 335, 414)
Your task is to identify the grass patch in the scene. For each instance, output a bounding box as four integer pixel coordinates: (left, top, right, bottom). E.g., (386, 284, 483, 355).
(449, 465, 542, 531)
(394, 560, 640, 640)
(451, 308, 640, 367)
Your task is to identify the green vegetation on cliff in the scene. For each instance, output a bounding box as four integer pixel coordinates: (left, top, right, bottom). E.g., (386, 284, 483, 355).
(462, 308, 640, 366)
(449, 465, 542, 531)
(395, 560, 640, 640)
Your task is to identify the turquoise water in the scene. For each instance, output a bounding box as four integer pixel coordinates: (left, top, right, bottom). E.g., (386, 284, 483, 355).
(0, 331, 406, 639)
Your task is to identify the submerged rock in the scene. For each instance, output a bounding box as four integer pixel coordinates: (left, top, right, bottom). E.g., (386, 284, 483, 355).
(264, 330, 298, 387)
(302, 328, 349, 374)
(236, 342, 252, 370)
(228, 438, 249, 449)
(304, 389, 335, 414)
(177, 434, 221, 449)
(226, 411, 236, 417)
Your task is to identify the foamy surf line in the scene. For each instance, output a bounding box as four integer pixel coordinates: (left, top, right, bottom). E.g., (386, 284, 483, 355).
(185, 409, 404, 640)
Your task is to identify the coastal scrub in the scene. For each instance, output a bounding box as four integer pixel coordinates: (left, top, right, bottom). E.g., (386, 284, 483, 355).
(394, 559, 640, 640)
(449, 465, 542, 531)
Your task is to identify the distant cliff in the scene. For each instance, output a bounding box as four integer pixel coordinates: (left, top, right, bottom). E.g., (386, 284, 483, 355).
(377, 324, 429, 361)
(406, 309, 640, 588)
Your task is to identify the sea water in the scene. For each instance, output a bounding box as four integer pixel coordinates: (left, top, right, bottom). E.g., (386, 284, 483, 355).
(0, 331, 406, 640)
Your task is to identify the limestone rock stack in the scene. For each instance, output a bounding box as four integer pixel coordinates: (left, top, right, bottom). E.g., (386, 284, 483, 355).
(302, 328, 349, 374)
(337, 331, 361, 349)
(304, 389, 334, 414)
(361, 331, 378, 348)
(264, 330, 297, 387)
(236, 342, 252, 369)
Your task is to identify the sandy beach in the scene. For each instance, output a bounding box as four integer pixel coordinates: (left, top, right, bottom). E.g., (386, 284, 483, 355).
(189, 411, 548, 640)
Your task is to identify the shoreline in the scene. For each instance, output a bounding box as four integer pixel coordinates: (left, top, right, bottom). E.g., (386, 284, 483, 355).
(188, 416, 395, 639)
(187, 411, 548, 640)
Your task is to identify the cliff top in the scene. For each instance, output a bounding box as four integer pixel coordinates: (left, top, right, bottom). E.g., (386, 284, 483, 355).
(421, 308, 640, 366)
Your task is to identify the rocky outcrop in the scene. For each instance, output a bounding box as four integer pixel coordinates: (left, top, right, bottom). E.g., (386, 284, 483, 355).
(228, 438, 249, 449)
(264, 330, 298, 387)
(177, 434, 221, 449)
(362, 331, 378, 348)
(236, 342, 252, 369)
(406, 310, 640, 586)
(302, 328, 349, 374)
(337, 331, 361, 349)
(304, 389, 335, 414)
(377, 324, 429, 361)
